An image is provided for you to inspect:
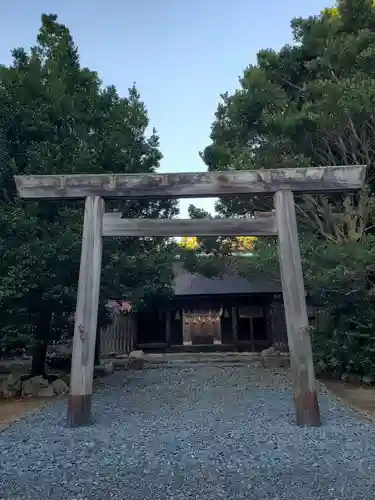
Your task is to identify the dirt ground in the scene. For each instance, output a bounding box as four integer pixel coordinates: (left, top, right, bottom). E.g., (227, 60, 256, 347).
(0, 398, 50, 431)
(323, 380, 375, 422)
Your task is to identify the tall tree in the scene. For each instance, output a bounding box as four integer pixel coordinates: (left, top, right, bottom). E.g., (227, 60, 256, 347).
(199, 0, 375, 377)
(0, 14, 178, 372)
(202, 0, 375, 240)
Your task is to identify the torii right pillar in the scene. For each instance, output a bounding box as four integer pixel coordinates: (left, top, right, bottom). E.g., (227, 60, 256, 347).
(274, 190, 321, 427)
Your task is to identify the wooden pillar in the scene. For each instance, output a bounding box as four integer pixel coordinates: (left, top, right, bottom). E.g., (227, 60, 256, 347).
(67, 196, 104, 428)
(274, 190, 321, 427)
(165, 311, 172, 347)
(231, 306, 238, 350)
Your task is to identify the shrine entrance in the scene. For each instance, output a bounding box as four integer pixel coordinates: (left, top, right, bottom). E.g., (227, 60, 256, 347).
(183, 308, 222, 345)
(15, 165, 366, 429)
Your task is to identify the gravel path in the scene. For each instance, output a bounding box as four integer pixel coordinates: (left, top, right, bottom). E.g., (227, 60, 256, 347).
(1, 364, 375, 500)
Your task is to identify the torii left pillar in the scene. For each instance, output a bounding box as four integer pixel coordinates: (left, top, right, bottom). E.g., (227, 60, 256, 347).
(67, 196, 104, 427)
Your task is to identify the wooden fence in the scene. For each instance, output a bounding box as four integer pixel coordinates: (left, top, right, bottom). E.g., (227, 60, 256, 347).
(100, 314, 137, 356)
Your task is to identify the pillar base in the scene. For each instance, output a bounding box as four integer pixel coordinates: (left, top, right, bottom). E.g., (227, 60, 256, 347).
(294, 391, 321, 427)
(67, 394, 92, 428)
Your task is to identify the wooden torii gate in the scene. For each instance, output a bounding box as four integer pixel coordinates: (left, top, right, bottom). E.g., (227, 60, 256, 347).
(15, 165, 366, 428)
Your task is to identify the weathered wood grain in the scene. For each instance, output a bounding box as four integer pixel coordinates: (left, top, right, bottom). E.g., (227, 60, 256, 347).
(102, 214, 277, 237)
(274, 190, 321, 427)
(67, 395, 92, 428)
(67, 196, 104, 428)
(14, 165, 366, 200)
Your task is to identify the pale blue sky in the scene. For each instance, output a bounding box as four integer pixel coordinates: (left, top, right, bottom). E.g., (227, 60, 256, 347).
(0, 0, 330, 216)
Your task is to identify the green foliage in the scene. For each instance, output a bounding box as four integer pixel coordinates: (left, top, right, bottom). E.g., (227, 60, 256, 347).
(311, 322, 375, 378)
(0, 14, 178, 356)
(202, 0, 375, 222)
(201, 0, 375, 377)
(305, 235, 375, 377)
(178, 204, 242, 277)
(244, 234, 375, 377)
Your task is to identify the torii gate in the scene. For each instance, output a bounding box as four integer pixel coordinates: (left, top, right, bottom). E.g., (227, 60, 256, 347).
(15, 165, 366, 428)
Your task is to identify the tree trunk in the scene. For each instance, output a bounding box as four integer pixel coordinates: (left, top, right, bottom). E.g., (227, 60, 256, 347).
(31, 310, 53, 377)
(31, 341, 48, 376)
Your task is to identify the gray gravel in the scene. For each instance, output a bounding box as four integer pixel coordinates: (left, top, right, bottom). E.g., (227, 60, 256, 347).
(1, 364, 375, 500)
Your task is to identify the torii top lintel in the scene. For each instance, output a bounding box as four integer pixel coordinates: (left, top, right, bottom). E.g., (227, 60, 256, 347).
(14, 165, 366, 200)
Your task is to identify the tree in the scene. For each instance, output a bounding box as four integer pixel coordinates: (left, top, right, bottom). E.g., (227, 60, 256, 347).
(179, 236, 199, 250)
(0, 14, 178, 373)
(199, 0, 375, 377)
(177, 204, 257, 278)
(179, 234, 256, 252)
(202, 0, 375, 239)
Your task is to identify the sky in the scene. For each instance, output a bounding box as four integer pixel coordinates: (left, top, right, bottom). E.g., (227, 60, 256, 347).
(0, 0, 331, 217)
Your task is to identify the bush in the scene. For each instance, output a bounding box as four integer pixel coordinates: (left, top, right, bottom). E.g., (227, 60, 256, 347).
(0, 329, 32, 358)
(311, 307, 375, 379)
(248, 235, 375, 379)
